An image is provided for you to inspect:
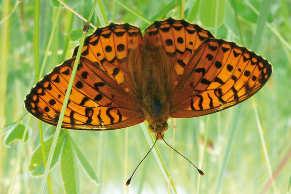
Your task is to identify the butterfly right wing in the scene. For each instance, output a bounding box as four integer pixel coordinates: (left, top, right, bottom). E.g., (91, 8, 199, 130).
(25, 24, 145, 130)
(170, 39, 272, 117)
(144, 18, 214, 88)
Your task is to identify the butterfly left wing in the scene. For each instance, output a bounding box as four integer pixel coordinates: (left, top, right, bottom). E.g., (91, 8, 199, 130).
(25, 23, 145, 130)
(170, 39, 272, 117)
(25, 57, 144, 130)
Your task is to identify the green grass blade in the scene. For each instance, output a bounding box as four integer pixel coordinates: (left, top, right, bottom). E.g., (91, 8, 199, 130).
(253, 101, 279, 194)
(96, 133, 105, 194)
(186, 0, 201, 21)
(195, 119, 207, 194)
(96, 0, 108, 25)
(149, 0, 176, 21)
(57, 0, 96, 29)
(61, 133, 79, 194)
(115, 0, 151, 24)
(199, 0, 225, 28)
(0, 0, 10, 187)
(33, 0, 40, 81)
(215, 108, 240, 194)
(61, 12, 74, 59)
(39, 4, 97, 193)
(29, 133, 65, 176)
(38, 8, 62, 78)
(71, 135, 99, 185)
(4, 124, 28, 145)
(249, 0, 279, 193)
(177, 0, 185, 18)
(0, 0, 9, 128)
(250, 0, 271, 51)
(123, 129, 128, 193)
(245, 1, 291, 51)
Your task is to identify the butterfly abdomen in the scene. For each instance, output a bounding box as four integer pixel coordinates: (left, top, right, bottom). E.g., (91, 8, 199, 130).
(132, 41, 174, 135)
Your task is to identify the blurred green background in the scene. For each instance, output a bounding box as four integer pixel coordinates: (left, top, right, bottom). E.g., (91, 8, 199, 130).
(0, 0, 290, 194)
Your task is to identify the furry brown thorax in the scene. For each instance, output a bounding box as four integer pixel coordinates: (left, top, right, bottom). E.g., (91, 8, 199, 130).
(128, 40, 174, 137)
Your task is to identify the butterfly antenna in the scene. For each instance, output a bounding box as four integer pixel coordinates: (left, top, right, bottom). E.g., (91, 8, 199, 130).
(161, 137, 205, 175)
(126, 138, 158, 186)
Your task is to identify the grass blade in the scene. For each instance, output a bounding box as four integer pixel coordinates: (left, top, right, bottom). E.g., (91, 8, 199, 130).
(253, 101, 279, 194)
(250, 0, 272, 51)
(38, 8, 62, 79)
(4, 124, 28, 145)
(249, 0, 278, 193)
(29, 133, 65, 176)
(245, 1, 291, 51)
(71, 135, 99, 185)
(215, 108, 240, 194)
(39, 3, 97, 193)
(115, 0, 151, 24)
(186, 0, 200, 21)
(33, 0, 40, 81)
(0, 0, 10, 188)
(61, 133, 79, 194)
(199, 0, 225, 28)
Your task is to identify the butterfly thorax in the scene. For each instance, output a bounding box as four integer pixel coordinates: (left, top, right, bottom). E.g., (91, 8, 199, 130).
(128, 41, 174, 136)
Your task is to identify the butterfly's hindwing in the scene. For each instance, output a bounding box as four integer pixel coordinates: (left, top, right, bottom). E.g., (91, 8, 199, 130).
(170, 39, 272, 117)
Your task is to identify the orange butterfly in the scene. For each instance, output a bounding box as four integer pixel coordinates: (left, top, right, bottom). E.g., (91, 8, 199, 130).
(25, 18, 272, 181)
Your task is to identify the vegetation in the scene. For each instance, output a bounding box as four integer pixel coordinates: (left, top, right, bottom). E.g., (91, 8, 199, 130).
(0, 0, 290, 193)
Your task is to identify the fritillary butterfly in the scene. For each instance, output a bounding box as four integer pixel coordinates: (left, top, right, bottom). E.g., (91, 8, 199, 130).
(25, 18, 272, 137)
(25, 18, 272, 182)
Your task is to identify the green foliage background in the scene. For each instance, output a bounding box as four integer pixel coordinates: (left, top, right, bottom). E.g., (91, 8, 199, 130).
(0, 0, 290, 194)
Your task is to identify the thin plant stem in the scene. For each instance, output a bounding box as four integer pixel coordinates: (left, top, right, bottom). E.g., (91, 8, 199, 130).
(38, 8, 62, 79)
(93, 1, 106, 193)
(0, 0, 10, 189)
(38, 123, 53, 194)
(252, 101, 279, 194)
(261, 147, 291, 194)
(39, 3, 97, 193)
(245, 0, 291, 51)
(96, 132, 104, 194)
(196, 119, 207, 194)
(250, 0, 271, 51)
(249, 0, 278, 192)
(215, 109, 240, 194)
(178, 0, 185, 18)
(0, 0, 20, 25)
(33, 1, 53, 192)
(33, 0, 40, 81)
(96, 0, 108, 26)
(123, 130, 129, 193)
(57, 0, 96, 29)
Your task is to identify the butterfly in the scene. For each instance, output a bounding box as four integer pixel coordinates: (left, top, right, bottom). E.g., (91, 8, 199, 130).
(25, 18, 272, 137)
(25, 18, 272, 183)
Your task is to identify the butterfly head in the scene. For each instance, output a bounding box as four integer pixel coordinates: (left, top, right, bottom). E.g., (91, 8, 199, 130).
(148, 119, 168, 139)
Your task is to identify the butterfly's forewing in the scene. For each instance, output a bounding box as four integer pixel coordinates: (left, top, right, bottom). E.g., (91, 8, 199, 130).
(170, 39, 272, 117)
(143, 18, 214, 86)
(74, 23, 143, 95)
(25, 24, 145, 130)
